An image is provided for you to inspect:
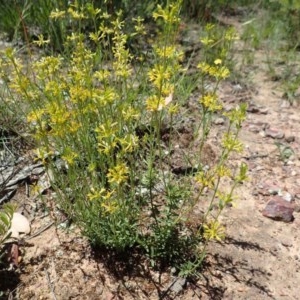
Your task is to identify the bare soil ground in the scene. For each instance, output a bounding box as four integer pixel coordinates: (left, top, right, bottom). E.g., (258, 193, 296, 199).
(1, 13, 300, 300)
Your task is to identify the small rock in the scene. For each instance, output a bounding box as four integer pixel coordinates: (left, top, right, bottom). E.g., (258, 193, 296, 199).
(282, 192, 294, 202)
(11, 213, 31, 234)
(6, 213, 31, 240)
(257, 181, 281, 196)
(265, 129, 284, 139)
(247, 103, 268, 114)
(170, 277, 187, 294)
(262, 197, 294, 222)
(251, 121, 269, 129)
(259, 107, 269, 114)
(281, 238, 292, 247)
(293, 187, 300, 195)
(248, 125, 261, 133)
(280, 100, 291, 108)
(294, 204, 300, 212)
(246, 104, 259, 113)
(31, 165, 45, 175)
(213, 117, 225, 125)
(259, 131, 266, 137)
(285, 135, 295, 143)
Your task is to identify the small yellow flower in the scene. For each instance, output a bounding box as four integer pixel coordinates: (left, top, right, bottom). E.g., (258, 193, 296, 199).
(101, 12, 111, 19)
(222, 133, 243, 153)
(146, 95, 163, 112)
(205, 23, 215, 31)
(61, 147, 78, 166)
(67, 7, 86, 20)
(216, 191, 237, 208)
(98, 139, 117, 155)
(168, 103, 179, 114)
(122, 107, 140, 121)
(214, 59, 222, 65)
(95, 121, 118, 139)
(89, 32, 100, 42)
(132, 17, 146, 35)
(154, 46, 183, 60)
(66, 120, 81, 134)
(88, 188, 117, 213)
(87, 187, 106, 201)
(235, 162, 248, 182)
(107, 162, 129, 185)
(200, 36, 214, 46)
(101, 199, 118, 214)
(195, 171, 215, 189)
(30, 182, 42, 197)
(215, 165, 231, 178)
(197, 62, 230, 80)
(27, 109, 45, 123)
(118, 134, 139, 153)
(88, 162, 97, 173)
(34, 147, 53, 165)
(200, 93, 222, 112)
(33, 34, 50, 47)
(148, 64, 172, 88)
(93, 70, 111, 82)
(225, 27, 237, 41)
(152, 3, 181, 24)
(49, 9, 66, 20)
(203, 221, 225, 241)
(85, 4, 101, 17)
(223, 103, 247, 125)
(215, 66, 230, 79)
(197, 62, 211, 74)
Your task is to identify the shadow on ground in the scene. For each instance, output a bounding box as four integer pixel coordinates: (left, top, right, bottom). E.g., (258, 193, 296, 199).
(193, 235, 275, 300)
(93, 246, 179, 299)
(0, 266, 20, 299)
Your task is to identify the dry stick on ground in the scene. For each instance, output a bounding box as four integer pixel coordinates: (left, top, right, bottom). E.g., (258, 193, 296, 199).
(45, 267, 57, 300)
(25, 221, 54, 240)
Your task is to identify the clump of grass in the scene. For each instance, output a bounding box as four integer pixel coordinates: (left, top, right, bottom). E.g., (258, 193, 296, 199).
(0, 0, 247, 276)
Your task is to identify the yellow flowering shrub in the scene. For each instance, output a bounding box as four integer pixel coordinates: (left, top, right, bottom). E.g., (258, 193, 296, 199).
(0, 0, 247, 276)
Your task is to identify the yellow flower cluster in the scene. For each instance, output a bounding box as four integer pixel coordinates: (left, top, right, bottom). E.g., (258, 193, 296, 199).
(222, 133, 243, 153)
(199, 93, 222, 112)
(154, 45, 184, 61)
(223, 103, 247, 127)
(216, 191, 236, 209)
(132, 17, 146, 36)
(148, 64, 172, 89)
(195, 171, 215, 189)
(111, 15, 133, 79)
(61, 147, 78, 166)
(87, 188, 117, 214)
(153, 1, 182, 25)
(197, 60, 230, 80)
(146, 2, 184, 113)
(203, 221, 225, 241)
(107, 162, 129, 185)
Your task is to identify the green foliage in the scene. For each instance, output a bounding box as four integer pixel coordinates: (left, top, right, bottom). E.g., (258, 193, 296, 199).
(0, 0, 157, 51)
(238, 0, 300, 104)
(0, 204, 14, 246)
(0, 0, 247, 276)
(268, 0, 300, 49)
